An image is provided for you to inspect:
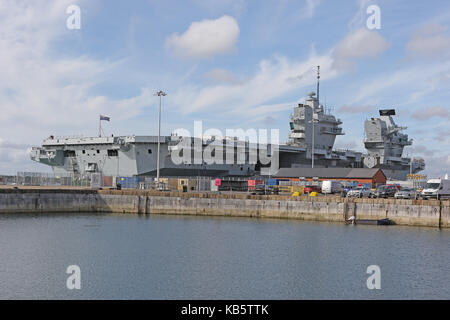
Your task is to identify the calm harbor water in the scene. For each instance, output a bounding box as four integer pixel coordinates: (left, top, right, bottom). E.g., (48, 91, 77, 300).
(0, 212, 449, 299)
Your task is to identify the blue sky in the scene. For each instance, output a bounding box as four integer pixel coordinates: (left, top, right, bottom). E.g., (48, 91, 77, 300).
(0, 0, 449, 177)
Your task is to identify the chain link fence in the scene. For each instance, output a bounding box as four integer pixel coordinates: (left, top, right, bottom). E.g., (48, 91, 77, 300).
(0, 172, 271, 192)
(12, 172, 95, 187)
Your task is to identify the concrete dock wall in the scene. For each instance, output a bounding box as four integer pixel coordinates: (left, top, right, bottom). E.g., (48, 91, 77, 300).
(0, 188, 449, 228)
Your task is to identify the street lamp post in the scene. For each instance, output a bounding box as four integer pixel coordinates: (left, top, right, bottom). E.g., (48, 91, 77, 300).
(309, 114, 318, 168)
(154, 90, 167, 186)
(312, 117, 315, 168)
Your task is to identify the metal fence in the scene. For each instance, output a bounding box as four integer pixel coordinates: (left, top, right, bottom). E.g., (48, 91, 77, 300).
(0, 172, 271, 192)
(12, 172, 95, 187)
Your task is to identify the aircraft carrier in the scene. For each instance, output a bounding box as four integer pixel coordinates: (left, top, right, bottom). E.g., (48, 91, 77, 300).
(30, 95, 424, 180)
(30, 69, 425, 180)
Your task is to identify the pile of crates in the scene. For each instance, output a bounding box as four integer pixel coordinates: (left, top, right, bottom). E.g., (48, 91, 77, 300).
(275, 179, 308, 194)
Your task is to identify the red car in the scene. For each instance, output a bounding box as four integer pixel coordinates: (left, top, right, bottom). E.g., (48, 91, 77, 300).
(303, 186, 321, 194)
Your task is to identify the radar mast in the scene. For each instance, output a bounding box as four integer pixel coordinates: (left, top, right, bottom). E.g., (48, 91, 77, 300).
(316, 66, 320, 103)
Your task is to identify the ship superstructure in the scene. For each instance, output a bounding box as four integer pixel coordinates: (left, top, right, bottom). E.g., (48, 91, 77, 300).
(363, 109, 425, 179)
(288, 92, 344, 148)
(277, 91, 361, 169)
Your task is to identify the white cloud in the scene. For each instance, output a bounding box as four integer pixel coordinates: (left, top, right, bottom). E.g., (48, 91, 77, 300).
(411, 106, 450, 121)
(171, 53, 337, 118)
(191, 0, 248, 18)
(231, 101, 297, 122)
(0, 137, 44, 174)
(351, 61, 450, 105)
(333, 28, 388, 70)
(406, 23, 450, 59)
(0, 0, 154, 174)
(169, 27, 387, 121)
(204, 68, 239, 84)
(435, 129, 450, 143)
(348, 0, 373, 30)
(165, 15, 240, 58)
(303, 0, 322, 18)
(422, 155, 450, 178)
(0, 1, 154, 126)
(408, 145, 436, 157)
(170, 27, 388, 120)
(252, 0, 322, 41)
(338, 105, 375, 114)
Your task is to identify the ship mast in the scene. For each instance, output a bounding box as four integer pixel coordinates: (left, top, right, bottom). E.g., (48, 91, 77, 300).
(316, 65, 320, 103)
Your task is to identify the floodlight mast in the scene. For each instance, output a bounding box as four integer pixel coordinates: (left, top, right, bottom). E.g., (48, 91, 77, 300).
(154, 90, 167, 185)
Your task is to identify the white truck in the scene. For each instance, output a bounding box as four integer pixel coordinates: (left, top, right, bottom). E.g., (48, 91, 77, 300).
(321, 180, 342, 194)
(420, 176, 450, 200)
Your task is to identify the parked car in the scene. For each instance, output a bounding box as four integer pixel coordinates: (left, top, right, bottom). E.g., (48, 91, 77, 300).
(303, 185, 321, 194)
(251, 184, 266, 195)
(371, 185, 397, 198)
(250, 184, 279, 195)
(265, 185, 279, 195)
(340, 186, 353, 197)
(394, 188, 418, 199)
(322, 180, 342, 194)
(420, 178, 450, 200)
(387, 183, 402, 191)
(347, 187, 371, 198)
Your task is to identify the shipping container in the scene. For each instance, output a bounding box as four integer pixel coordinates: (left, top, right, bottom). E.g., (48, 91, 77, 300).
(118, 176, 139, 189)
(103, 176, 113, 187)
(247, 179, 263, 191)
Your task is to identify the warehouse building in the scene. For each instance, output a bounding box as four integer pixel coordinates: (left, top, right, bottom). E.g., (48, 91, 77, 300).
(274, 168, 387, 187)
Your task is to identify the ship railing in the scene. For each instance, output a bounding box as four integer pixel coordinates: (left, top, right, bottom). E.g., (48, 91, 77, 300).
(49, 135, 85, 140)
(320, 127, 344, 135)
(334, 148, 359, 154)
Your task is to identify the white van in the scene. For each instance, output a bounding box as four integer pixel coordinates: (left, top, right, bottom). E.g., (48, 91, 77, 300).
(421, 177, 450, 200)
(322, 180, 342, 194)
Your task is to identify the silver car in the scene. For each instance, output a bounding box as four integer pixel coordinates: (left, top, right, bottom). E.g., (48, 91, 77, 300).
(394, 188, 418, 199)
(347, 187, 371, 198)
